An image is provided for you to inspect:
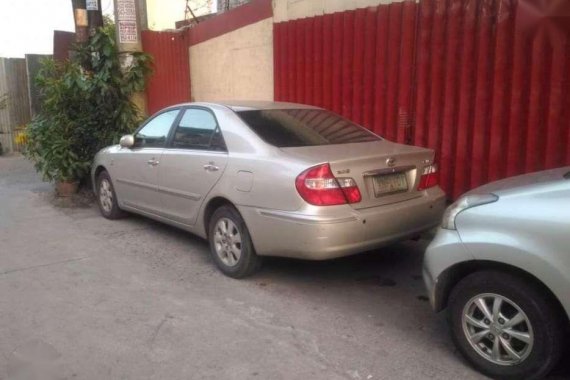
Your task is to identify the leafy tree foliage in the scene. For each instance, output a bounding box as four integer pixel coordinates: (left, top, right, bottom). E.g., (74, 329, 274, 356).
(25, 23, 152, 182)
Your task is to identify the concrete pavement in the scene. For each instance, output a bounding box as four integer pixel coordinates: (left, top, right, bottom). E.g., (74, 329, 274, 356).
(0, 155, 566, 379)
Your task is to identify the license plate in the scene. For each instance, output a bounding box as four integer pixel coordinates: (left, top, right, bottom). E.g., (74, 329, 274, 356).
(373, 172, 408, 196)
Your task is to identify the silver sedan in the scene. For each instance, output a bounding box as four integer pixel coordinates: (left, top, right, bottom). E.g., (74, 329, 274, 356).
(424, 167, 570, 379)
(92, 101, 445, 277)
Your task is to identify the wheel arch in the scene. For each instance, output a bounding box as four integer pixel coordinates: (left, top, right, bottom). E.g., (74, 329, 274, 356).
(202, 196, 236, 238)
(94, 165, 107, 179)
(436, 260, 569, 326)
(92, 165, 108, 192)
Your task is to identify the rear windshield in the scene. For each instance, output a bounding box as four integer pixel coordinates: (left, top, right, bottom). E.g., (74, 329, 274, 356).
(237, 109, 380, 148)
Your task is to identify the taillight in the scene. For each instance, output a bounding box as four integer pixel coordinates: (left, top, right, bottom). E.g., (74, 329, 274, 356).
(418, 164, 438, 191)
(295, 163, 362, 206)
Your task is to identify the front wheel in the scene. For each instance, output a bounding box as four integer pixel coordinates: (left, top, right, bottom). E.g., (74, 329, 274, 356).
(448, 270, 564, 380)
(208, 205, 261, 278)
(96, 171, 125, 220)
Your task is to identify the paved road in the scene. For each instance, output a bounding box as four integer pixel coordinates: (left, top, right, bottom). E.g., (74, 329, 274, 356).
(0, 155, 567, 380)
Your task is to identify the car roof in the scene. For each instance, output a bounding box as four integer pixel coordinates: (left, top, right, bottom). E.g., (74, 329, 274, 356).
(166, 100, 323, 112)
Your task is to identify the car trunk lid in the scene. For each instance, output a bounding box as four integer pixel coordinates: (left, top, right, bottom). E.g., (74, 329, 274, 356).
(281, 140, 436, 209)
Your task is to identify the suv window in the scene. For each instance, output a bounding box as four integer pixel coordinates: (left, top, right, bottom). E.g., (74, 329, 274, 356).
(237, 109, 380, 148)
(135, 110, 179, 148)
(171, 108, 226, 151)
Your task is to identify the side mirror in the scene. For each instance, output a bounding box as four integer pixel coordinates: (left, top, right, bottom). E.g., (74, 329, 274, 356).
(119, 134, 134, 148)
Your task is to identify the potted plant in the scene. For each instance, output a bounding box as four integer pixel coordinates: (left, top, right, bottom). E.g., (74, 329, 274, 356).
(24, 115, 89, 197)
(23, 22, 151, 198)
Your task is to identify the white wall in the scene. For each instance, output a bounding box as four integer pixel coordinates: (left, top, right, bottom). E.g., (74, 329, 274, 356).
(189, 0, 398, 102)
(190, 18, 274, 101)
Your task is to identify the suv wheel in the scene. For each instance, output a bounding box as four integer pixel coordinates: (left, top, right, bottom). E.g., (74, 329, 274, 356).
(448, 270, 564, 380)
(208, 205, 261, 278)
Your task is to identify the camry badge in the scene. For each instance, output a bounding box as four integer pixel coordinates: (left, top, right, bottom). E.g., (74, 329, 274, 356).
(386, 157, 396, 167)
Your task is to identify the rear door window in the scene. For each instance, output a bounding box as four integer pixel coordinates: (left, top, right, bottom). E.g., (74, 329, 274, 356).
(170, 108, 226, 151)
(237, 109, 380, 148)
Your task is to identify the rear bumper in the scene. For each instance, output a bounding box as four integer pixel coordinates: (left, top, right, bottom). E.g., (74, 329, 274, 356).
(239, 187, 446, 260)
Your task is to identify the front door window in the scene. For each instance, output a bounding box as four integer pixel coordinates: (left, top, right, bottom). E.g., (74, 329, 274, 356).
(135, 110, 179, 148)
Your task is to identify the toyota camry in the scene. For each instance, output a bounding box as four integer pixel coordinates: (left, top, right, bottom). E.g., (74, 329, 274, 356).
(92, 101, 445, 277)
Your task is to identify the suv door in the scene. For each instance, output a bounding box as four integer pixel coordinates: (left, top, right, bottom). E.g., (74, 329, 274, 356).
(158, 107, 228, 225)
(114, 109, 180, 214)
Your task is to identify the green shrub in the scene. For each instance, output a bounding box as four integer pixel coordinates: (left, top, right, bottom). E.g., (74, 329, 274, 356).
(24, 22, 152, 183)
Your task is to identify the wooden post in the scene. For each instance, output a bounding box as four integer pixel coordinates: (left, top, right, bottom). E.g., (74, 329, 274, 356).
(87, 0, 104, 35)
(71, 0, 89, 43)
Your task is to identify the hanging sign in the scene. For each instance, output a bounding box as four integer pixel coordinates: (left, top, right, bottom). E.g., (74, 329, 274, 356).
(86, 0, 98, 11)
(118, 21, 138, 43)
(116, 0, 138, 43)
(117, 0, 137, 21)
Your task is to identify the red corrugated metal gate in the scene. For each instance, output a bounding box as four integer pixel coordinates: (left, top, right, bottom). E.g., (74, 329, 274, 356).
(142, 30, 191, 115)
(274, 0, 570, 199)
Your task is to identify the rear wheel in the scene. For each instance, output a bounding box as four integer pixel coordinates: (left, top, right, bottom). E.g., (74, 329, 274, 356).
(96, 171, 125, 220)
(208, 205, 261, 278)
(448, 271, 564, 380)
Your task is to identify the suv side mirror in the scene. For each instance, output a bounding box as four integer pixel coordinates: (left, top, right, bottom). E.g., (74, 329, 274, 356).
(119, 134, 134, 148)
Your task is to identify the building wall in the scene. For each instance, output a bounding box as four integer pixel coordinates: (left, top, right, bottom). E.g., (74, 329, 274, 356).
(217, 0, 250, 13)
(146, 0, 215, 30)
(187, 0, 391, 102)
(190, 18, 274, 101)
(273, 0, 394, 22)
(144, 0, 570, 199)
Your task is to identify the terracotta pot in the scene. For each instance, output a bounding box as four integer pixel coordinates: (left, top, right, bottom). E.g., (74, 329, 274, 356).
(55, 180, 79, 197)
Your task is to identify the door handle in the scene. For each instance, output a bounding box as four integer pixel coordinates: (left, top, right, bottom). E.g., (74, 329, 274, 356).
(147, 158, 159, 166)
(203, 164, 219, 172)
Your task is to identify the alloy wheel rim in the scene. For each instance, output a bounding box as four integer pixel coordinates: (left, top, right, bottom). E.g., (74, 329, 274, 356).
(99, 179, 113, 213)
(462, 293, 534, 366)
(213, 218, 242, 267)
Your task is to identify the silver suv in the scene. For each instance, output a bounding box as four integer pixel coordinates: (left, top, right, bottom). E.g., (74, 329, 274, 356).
(423, 167, 570, 380)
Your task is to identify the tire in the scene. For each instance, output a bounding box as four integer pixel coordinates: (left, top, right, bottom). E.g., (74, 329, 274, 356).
(96, 170, 126, 220)
(448, 270, 564, 380)
(208, 205, 261, 278)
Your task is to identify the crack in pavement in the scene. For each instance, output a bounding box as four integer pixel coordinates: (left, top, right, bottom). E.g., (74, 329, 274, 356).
(0, 257, 90, 277)
(149, 314, 174, 347)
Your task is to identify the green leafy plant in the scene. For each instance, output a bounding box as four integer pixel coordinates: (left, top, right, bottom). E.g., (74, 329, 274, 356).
(0, 93, 6, 155)
(24, 22, 152, 183)
(25, 115, 90, 181)
(0, 93, 7, 109)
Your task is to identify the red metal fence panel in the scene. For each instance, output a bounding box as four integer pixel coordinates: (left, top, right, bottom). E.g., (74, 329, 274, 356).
(53, 31, 75, 62)
(142, 30, 191, 115)
(274, 3, 418, 143)
(273, 0, 570, 199)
